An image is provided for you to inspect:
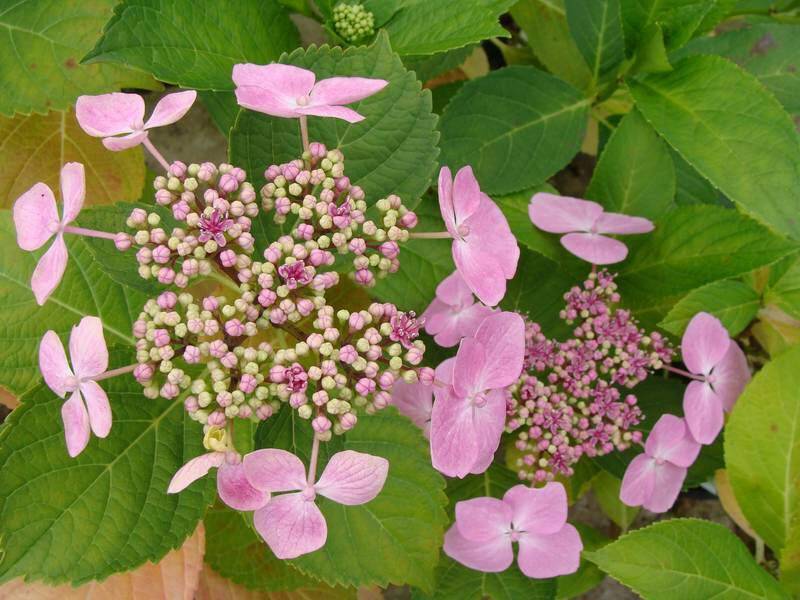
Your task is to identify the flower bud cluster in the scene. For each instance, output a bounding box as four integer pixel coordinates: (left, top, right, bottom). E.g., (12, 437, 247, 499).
(333, 2, 375, 43)
(260, 141, 418, 287)
(506, 270, 674, 483)
(126, 161, 257, 287)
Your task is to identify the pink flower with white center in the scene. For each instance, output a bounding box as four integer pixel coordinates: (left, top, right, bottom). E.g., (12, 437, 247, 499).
(430, 311, 525, 478)
(435, 166, 519, 306)
(679, 312, 751, 444)
(243, 449, 388, 558)
(444, 482, 582, 578)
(39, 316, 112, 457)
(390, 380, 433, 438)
(198, 209, 234, 246)
(389, 311, 422, 349)
(423, 270, 494, 347)
(76, 91, 196, 170)
(168, 450, 270, 512)
(232, 63, 388, 124)
(620, 414, 701, 512)
(278, 260, 312, 289)
(528, 193, 653, 265)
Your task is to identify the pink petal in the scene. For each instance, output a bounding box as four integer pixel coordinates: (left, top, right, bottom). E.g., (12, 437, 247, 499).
(435, 270, 474, 308)
(69, 316, 108, 378)
(167, 452, 225, 494)
(644, 462, 687, 513)
(465, 194, 519, 279)
(75, 93, 144, 137)
(217, 461, 270, 511)
(503, 482, 568, 536)
(517, 523, 582, 578)
(681, 312, 731, 375)
(429, 389, 480, 478)
(469, 388, 508, 475)
(39, 330, 73, 397)
(243, 448, 307, 492)
(453, 337, 487, 397)
(712, 341, 750, 412)
(102, 130, 148, 151)
(443, 523, 513, 573)
(560, 232, 628, 265)
(61, 390, 90, 457)
(80, 380, 111, 438)
(453, 238, 508, 307)
(594, 212, 654, 235)
(232, 63, 314, 118)
(144, 90, 197, 129)
(59, 162, 85, 225)
(253, 493, 327, 559)
(422, 298, 451, 335)
(309, 76, 388, 106)
(435, 357, 456, 387)
(683, 380, 724, 445)
(454, 497, 512, 543)
(31, 235, 68, 306)
(474, 311, 525, 389)
(13, 182, 58, 251)
(296, 104, 364, 123)
(620, 454, 657, 508)
(428, 302, 493, 349)
(438, 166, 457, 236)
(390, 380, 433, 434)
(528, 193, 603, 233)
(452, 166, 482, 226)
(645, 414, 700, 467)
(315, 450, 389, 505)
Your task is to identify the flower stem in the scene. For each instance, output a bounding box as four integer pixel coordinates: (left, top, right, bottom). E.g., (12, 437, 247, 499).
(62, 225, 118, 241)
(299, 116, 310, 154)
(142, 137, 171, 172)
(408, 231, 452, 240)
(663, 364, 705, 381)
(755, 536, 765, 564)
(307, 434, 320, 486)
(92, 363, 137, 382)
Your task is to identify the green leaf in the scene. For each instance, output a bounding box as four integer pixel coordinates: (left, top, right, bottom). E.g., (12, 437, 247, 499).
(446, 462, 521, 514)
(411, 553, 556, 600)
(659, 279, 761, 337)
(0, 212, 146, 395)
(402, 45, 475, 82)
(587, 518, 789, 599)
(592, 471, 639, 530)
(586, 109, 675, 220)
(229, 33, 439, 250)
(556, 523, 609, 600)
(765, 256, 800, 321)
(670, 147, 730, 207)
(630, 55, 800, 241)
(673, 22, 800, 120)
(511, 0, 592, 89)
(781, 513, 800, 596)
(83, 0, 299, 90)
(565, 0, 625, 84)
(494, 185, 567, 263)
(199, 90, 239, 136)
(382, 0, 514, 56)
(256, 407, 448, 591)
(617, 205, 797, 318)
(0, 0, 158, 117)
(725, 343, 800, 553)
(439, 66, 589, 195)
(629, 24, 672, 74)
(0, 367, 214, 584)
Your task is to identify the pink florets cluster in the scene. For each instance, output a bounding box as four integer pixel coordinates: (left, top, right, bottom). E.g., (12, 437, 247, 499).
(506, 270, 674, 482)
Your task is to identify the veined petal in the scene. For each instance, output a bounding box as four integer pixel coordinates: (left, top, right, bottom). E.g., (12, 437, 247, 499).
(443, 523, 513, 573)
(59, 162, 85, 225)
(61, 390, 90, 457)
(643, 462, 687, 513)
(75, 92, 143, 137)
(429, 389, 480, 478)
(594, 211, 654, 235)
(316, 450, 389, 505)
(560, 232, 628, 265)
(32, 235, 68, 306)
(681, 312, 731, 376)
(390, 380, 433, 433)
(167, 452, 225, 494)
(468, 388, 507, 475)
(80, 380, 111, 438)
(453, 238, 508, 307)
(529, 193, 603, 233)
(39, 330, 73, 397)
(452, 166, 482, 226)
(232, 63, 314, 118)
(683, 380, 724, 445)
(144, 90, 197, 129)
(517, 523, 582, 578)
(102, 130, 148, 151)
(435, 270, 474, 308)
(69, 316, 108, 379)
(243, 448, 307, 492)
(712, 341, 750, 413)
(253, 493, 327, 559)
(13, 182, 58, 251)
(296, 104, 364, 123)
(465, 195, 519, 280)
(620, 454, 656, 509)
(454, 497, 512, 543)
(309, 76, 388, 106)
(474, 311, 525, 389)
(438, 166, 457, 236)
(453, 337, 487, 397)
(218, 461, 271, 511)
(503, 482, 568, 536)
(645, 413, 700, 467)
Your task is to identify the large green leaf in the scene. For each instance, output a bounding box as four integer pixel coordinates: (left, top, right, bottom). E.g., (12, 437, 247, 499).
(402, 46, 475, 83)
(229, 33, 439, 248)
(445, 462, 521, 514)
(587, 519, 789, 599)
(765, 256, 800, 321)
(659, 279, 760, 337)
(83, 0, 299, 90)
(592, 471, 639, 530)
(556, 523, 609, 600)
(0, 0, 158, 117)
(725, 343, 800, 554)
(256, 406, 448, 591)
(0, 212, 146, 395)
(565, 0, 625, 84)
(586, 109, 675, 220)
(630, 55, 800, 241)
(382, 0, 514, 55)
(0, 369, 214, 584)
(439, 66, 589, 195)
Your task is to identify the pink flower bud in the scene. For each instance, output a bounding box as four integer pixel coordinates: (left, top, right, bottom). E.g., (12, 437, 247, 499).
(239, 374, 257, 393)
(309, 142, 327, 158)
(380, 241, 399, 259)
(355, 377, 376, 396)
(297, 223, 314, 240)
(183, 345, 200, 363)
(157, 267, 175, 284)
(340, 413, 357, 431)
(152, 245, 171, 264)
(202, 296, 219, 311)
(219, 249, 237, 267)
(264, 247, 282, 263)
(348, 238, 366, 255)
(312, 390, 329, 406)
(270, 308, 287, 324)
(240, 186, 256, 202)
(155, 189, 173, 206)
(336, 176, 350, 191)
(282, 163, 300, 180)
(373, 391, 390, 409)
(265, 165, 281, 180)
(312, 415, 332, 433)
(217, 390, 234, 407)
(289, 392, 307, 408)
(350, 186, 364, 200)
(354, 269, 373, 286)
(258, 289, 277, 307)
(134, 363, 154, 383)
(161, 382, 180, 399)
(378, 371, 395, 390)
(157, 291, 178, 309)
(400, 211, 418, 228)
(153, 329, 170, 347)
(339, 345, 357, 364)
(225, 319, 245, 337)
(418, 367, 435, 386)
(129, 208, 147, 225)
(184, 395, 199, 412)
(219, 173, 239, 193)
(133, 319, 148, 338)
(114, 232, 132, 250)
(169, 161, 187, 178)
(209, 339, 228, 358)
(296, 298, 314, 316)
(257, 405, 273, 420)
(406, 347, 423, 365)
(221, 352, 238, 369)
(182, 259, 199, 276)
(348, 312, 365, 332)
(320, 188, 334, 203)
(150, 228, 167, 244)
(172, 201, 190, 220)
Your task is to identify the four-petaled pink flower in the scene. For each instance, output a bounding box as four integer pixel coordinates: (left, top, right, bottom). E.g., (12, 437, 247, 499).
(444, 482, 582, 578)
(168, 450, 270, 511)
(278, 260, 312, 289)
(438, 166, 519, 306)
(198, 209, 234, 246)
(680, 312, 750, 444)
(423, 270, 494, 347)
(243, 449, 388, 558)
(75, 90, 197, 150)
(233, 63, 388, 123)
(620, 414, 701, 512)
(389, 311, 422, 349)
(39, 316, 111, 457)
(430, 311, 525, 478)
(528, 193, 653, 265)
(13, 162, 85, 305)
(390, 380, 433, 438)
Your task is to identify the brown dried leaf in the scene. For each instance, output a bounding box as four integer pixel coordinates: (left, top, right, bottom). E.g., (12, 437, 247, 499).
(196, 566, 358, 600)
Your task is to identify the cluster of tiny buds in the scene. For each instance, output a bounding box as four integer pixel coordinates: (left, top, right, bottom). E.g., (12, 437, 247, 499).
(506, 270, 674, 483)
(333, 2, 375, 43)
(260, 141, 418, 287)
(125, 161, 258, 287)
